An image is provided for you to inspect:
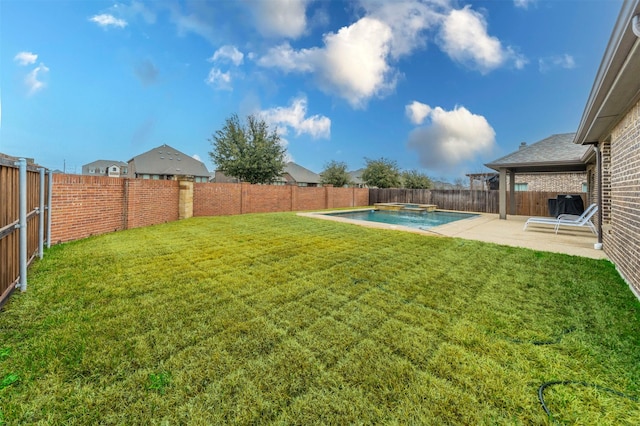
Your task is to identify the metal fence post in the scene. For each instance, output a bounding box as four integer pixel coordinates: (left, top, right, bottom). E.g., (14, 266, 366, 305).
(47, 170, 53, 248)
(39, 168, 45, 259)
(18, 158, 28, 292)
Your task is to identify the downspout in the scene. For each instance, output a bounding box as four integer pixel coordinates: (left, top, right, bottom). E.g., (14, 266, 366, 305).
(594, 145, 603, 247)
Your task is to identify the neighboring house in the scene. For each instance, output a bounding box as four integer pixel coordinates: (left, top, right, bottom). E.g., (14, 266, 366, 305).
(281, 162, 321, 187)
(213, 162, 321, 186)
(485, 133, 590, 217)
(348, 169, 367, 188)
(128, 144, 210, 182)
(573, 0, 640, 297)
(212, 170, 241, 183)
(82, 160, 129, 178)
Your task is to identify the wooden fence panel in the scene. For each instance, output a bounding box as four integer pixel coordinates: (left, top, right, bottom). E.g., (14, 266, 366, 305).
(0, 159, 50, 307)
(369, 188, 587, 217)
(0, 163, 20, 304)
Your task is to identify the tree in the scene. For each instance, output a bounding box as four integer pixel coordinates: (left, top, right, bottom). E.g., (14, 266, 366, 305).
(320, 160, 352, 187)
(361, 157, 401, 188)
(209, 114, 286, 184)
(453, 177, 468, 189)
(402, 169, 432, 189)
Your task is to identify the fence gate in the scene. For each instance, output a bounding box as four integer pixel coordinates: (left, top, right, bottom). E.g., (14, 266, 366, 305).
(0, 157, 52, 307)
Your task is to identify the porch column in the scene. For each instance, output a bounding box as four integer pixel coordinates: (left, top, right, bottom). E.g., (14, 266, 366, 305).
(509, 169, 516, 215)
(499, 168, 507, 219)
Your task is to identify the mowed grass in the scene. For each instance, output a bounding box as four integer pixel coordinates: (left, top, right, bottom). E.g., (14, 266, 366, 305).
(1, 212, 639, 424)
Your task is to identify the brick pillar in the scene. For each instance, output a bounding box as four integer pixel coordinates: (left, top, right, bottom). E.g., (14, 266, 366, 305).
(178, 177, 194, 220)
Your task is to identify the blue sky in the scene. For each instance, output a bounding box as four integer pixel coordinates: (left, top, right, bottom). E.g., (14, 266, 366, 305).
(1, 0, 622, 181)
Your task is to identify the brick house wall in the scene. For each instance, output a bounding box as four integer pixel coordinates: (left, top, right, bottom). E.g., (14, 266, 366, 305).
(603, 98, 640, 296)
(511, 172, 586, 192)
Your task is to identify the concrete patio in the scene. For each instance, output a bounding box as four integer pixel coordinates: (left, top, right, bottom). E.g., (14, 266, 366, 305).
(300, 211, 606, 260)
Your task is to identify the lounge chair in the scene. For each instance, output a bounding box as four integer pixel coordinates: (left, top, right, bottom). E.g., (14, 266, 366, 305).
(523, 203, 598, 235)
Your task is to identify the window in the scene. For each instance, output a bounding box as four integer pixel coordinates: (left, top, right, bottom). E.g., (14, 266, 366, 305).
(514, 183, 528, 192)
(142, 174, 150, 179)
(89, 168, 95, 174)
(99, 168, 106, 174)
(152, 175, 160, 180)
(122, 167, 128, 174)
(582, 182, 588, 192)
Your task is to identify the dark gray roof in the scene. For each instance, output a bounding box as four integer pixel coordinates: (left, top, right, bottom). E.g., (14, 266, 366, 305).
(485, 133, 589, 173)
(129, 144, 209, 177)
(348, 168, 365, 185)
(284, 162, 320, 184)
(83, 160, 128, 168)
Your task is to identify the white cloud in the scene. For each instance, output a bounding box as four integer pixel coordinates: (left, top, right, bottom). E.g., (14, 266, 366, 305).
(406, 101, 432, 125)
(209, 45, 244, 66)
(14, 51, 38, 66)
(407, 104, 496, 171)
(25, 63, 50, 95)
(248, 0, 309, 38)
(438, 6, 525, 74)
(89, 14, 128, 28)
(318, 17, 396, 108)
(259, 17, 396, 108)
(260, 96, 331, 139)
(205, 68, 232, 90)
(539, 54, 576, 73)
(357, 0, 445, 59)
(514, 0, 536, 9)
(257, 43, 317, 72)
(192, 154, 202, 162)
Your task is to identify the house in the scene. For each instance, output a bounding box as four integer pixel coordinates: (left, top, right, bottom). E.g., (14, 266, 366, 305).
(573, 0, 640, 297)
(280, 162, 321, 187)
(485, 133, 591, 218)
(348, 169, 367, 188)
(82, 160, 129, 178)
(213, 162, 321, 186)
(128, 144, 210, 182)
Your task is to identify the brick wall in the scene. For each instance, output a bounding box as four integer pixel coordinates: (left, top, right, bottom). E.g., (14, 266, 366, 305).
(604, 98, 640, 296)
(125, 179, 179, 229)
(512, 172, 586, 192)
(193, 183, 242, 216)
(51, 174, 126, 244)
(51, 177, 370, 244)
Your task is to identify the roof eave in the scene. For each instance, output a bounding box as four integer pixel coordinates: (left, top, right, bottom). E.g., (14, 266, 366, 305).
(485, 160, 587, 173)
(575, 0, 640, 145)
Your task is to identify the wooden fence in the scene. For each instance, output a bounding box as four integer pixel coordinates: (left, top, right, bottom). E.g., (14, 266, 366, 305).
(0, 158, 51, 307)
(369, 188, 586, 217)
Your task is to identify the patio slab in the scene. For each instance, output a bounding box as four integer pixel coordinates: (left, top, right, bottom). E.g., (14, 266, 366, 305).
(431, 213, 606, 259)
(300, 211, 606, 260)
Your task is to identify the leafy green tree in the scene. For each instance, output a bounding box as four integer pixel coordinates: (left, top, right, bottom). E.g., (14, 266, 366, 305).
(320, 160, 352, 187)
(209, 114, 286, 184)
(402, 170, 432, 189)
(361, 157, 401, 188)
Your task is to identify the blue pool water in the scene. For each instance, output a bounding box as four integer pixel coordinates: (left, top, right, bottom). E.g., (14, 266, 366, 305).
(327, 209, 478, 230)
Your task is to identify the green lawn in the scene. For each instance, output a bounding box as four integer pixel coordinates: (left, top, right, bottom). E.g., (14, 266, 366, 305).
(1, 213, 639, 424)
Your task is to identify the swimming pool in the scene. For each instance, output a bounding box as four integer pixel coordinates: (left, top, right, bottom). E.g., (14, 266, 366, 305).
(326, 209, 479, 231)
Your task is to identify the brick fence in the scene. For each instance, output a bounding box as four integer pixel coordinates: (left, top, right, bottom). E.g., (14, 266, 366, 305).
(51, 174, 369, 244)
